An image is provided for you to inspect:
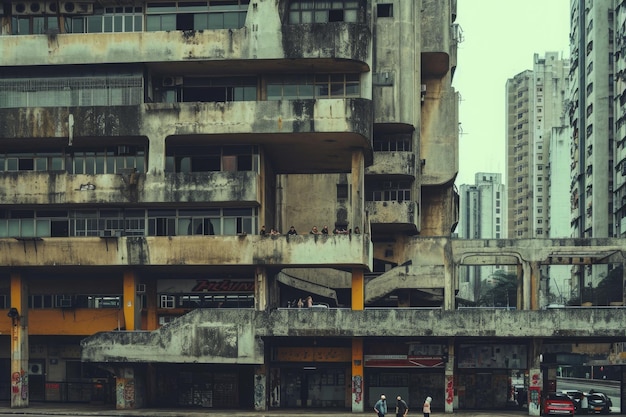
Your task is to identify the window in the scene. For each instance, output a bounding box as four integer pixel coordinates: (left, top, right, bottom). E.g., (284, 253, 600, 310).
(373, 133, 412, 151)
(288, 0, 360, 24)
(365, 180, 412, 202)
(165, 145, 259, 173)
(377, 3, 393, 17)
(267, 74, 360, 100)
(159, 76, 257, 103)
(67, 6, 144, 33)
(0, 75, 143, 109)
(146, 0, 249, 31)
(337, 184, 349, 199)
(11, 15, 59, 35)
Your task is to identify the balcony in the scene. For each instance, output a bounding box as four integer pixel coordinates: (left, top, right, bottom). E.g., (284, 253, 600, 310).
(0, 234, 373, 270)
(366, 200, 418, 229)
(0, 171, 260, 205)
(420, 0, 453, 76)
(0, 99, 373, 173)
(366, 152, 416, 177)
(81, 307, 626, 364)
(1, 24, 370, 72)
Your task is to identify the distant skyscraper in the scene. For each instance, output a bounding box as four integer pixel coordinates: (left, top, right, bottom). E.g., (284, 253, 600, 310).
(506, 52, 570, 239)
(457, 173, 505, 303)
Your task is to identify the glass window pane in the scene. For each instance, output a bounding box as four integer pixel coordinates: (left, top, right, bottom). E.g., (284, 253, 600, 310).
(87, 16, 103, 32)
(344, 9, 357, 22)
(36, 220, 50, 237)
(8, 219, 20, 237)
(288, 11, 299, 23)
(35, 158, 47, 171)
(314, 11, 326, 22)
(267, 85, 282, 100)
(208, 13, 223, 28)
(194, 13, 208, 29)
(223, 218, 236, 235)
(299, 84, 314, 98)
(223, 12, 239, 28)
(301, 10, 313, 23)
(0, 221, 6, 237)
(178, 218, 191, 235)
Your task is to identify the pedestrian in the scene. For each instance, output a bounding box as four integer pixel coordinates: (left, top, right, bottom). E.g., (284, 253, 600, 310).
(305, 295, 313, 307)
(287, 226, 298, 235)
(423, 396, 432, 417)
(396, 395, 409, 417)
(374, 394, 388, 417)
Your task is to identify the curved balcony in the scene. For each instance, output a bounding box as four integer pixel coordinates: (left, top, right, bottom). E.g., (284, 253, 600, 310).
(420, 89, 458, 185)
(421, 0, 452, 76)
(0, 234, 373, 270)
(1, 25, 370, 73)
(366, 200, 418, 229)
(366, 152, 415, 177)
(0, 171, 260, 205)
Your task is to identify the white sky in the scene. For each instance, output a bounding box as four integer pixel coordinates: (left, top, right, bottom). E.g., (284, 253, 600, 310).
(452, 0, 571, 186)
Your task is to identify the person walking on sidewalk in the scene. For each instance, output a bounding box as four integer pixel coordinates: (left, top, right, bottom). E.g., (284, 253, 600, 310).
(423, 396, 432, 417)
(374, 394, 388, 417)
(396, 395, 409, 417)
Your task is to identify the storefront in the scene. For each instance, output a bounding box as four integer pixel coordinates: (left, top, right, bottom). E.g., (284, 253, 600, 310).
(270, 344, 352, 409)
(455, 343, 528, 409)
(364, 342, 446, 410)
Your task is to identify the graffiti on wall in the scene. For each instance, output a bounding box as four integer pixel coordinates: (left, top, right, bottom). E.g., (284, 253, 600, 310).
(116, 378, 135, 409)
(445, 375, 454, 405)
(352, 375, 362, 404)
(11, 370, 28, 402)
(254, 374, 265, 409)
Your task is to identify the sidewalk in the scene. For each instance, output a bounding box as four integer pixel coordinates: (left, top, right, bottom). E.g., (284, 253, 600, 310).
(0, 403, 570, 417)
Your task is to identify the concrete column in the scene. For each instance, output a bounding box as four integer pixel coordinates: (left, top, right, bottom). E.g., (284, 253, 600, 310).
(9, 272, 28, 408)
(443, 243, 455, 310)
(351, 150, 364, 233)
(521, 261, 532, 310)
(255, 267, 267, 311)
(529, 261, 541, 311)
(443, 341, 454, 414)
(351, 338, 364, 412)
(145, 280, 158, 331)
(528, 339, 543, 416)
(114, 367, 144, 409)
(254, 365, 267, 411)
(123, 270, 138, 330)
(351, 268, 364, 311)
(517, 264, 524, 310)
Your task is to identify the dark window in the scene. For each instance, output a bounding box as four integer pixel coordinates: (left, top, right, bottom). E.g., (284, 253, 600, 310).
(377, 4, 393, 17)
(337, 184, 349, 199)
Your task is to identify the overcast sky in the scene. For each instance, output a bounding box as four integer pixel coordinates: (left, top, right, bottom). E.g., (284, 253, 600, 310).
(452, 0, 571, 187)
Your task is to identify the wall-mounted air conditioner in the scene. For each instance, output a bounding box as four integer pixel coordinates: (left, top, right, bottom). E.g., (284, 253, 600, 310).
(28, 363, 43, 375)
(45, 1, 58, 13)
(162, 76, 183, 87)
(12, 1, 45, 15)
(60, 1, 93, 14)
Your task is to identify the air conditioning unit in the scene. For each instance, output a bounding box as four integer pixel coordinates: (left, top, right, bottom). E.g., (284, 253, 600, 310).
(60, 0, 93, 14)
(29, 363, 43, 375)
(45, 1, 58, 13)
(162, 76, 183, 87)
(12, 1, 45, 15)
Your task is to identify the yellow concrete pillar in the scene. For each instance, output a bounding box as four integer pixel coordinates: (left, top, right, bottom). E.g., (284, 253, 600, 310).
(123, 270, 137, 331)
(351, 268, 364, 311)
(351, 338, 364, 412)
(9, 272, 28, 408)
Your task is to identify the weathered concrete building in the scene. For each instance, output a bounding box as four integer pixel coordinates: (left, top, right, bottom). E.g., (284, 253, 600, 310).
(2, 0, 624, 414)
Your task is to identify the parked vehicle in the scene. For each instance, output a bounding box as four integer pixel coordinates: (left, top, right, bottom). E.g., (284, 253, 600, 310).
(543, 392, 575, 416)
(586, 391, 611, 414)
(561, 390, 586, 414)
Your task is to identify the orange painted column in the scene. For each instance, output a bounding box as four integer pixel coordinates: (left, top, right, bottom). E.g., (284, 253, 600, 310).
(351, 338, 364, 412)
(351, 268, 364, 311)
(9, 272, 28, 408)
(123, 270, 137, 331)
(351, 269, 364, 412)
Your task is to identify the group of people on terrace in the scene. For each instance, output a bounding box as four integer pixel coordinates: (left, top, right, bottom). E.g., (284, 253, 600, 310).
(260, 224, 361, 236)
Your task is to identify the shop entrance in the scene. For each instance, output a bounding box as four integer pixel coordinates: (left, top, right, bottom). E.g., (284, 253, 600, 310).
(280, 367, 346, 408)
